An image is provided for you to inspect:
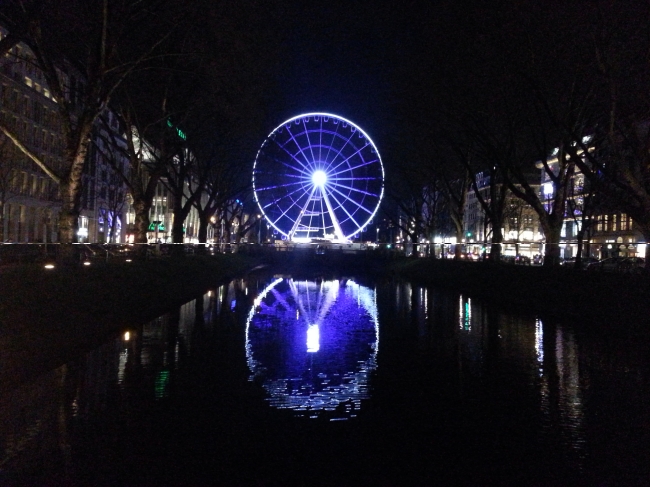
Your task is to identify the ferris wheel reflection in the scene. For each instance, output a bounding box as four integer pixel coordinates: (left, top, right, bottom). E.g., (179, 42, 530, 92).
(245, 277, 379, 419)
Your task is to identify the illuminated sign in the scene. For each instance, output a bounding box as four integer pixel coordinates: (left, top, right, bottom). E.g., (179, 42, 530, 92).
(148, 221, 165, 231)
(166, 119, 187, 140)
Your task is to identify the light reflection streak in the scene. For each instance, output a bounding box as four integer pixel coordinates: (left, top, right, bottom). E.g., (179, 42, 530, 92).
(424, 288, 428, 323)
(535, 318, 544, 376)
(458, 296, 471, 331)
(117, 350, 127, 385)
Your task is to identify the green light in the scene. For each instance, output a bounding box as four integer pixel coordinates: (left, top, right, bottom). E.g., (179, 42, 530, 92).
(155, 370, 170, 399)
(148, 222, 165, 231)
(166, 119, 187, 140)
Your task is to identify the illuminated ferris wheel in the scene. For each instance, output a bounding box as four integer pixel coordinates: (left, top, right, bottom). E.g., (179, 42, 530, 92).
(252, 113, 384, 242)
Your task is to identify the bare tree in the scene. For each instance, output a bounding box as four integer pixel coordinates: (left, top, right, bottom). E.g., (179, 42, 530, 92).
(565, 171, 601, 268)
(163, 143, 201, 245)
(564, 2, 650, 266)
(439, 167, 470, 260)
(0, 0, 185, 261)
(91, 124, 128, 244)
(193, 145, 251, 249)
(502, 192, 531, 258)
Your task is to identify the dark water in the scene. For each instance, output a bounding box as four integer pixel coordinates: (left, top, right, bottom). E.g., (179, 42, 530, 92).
(1, 273, 649, 486)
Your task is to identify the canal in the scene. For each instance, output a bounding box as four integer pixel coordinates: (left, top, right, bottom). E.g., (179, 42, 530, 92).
(1, 271, 649, 486)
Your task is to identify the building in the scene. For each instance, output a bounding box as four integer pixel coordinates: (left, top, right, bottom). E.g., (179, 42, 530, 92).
(464, 171, 543, 259)
(79, 110, 130, 243)
(0, 27, 129, 244)
(0, 30, 64, 242)
(537, 147, 646, 260)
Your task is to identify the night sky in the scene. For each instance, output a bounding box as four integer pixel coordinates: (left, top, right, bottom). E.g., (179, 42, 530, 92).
(245, 1, 448, 166)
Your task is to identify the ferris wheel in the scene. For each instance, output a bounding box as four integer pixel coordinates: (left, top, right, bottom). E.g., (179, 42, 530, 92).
(252, 113, 384, 242)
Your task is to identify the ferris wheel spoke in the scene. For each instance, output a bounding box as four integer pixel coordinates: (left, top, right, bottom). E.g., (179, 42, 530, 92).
(261, 184, 310, 212)
(268, 190, 312, 227)
(327, 181, 380, 198)
(317, 124, 358, 168)
(300, 119, 319, 170)
(255, 179, 304, 193)
(328, 157, 379, 177)
(326, 129, 361, 168)
(328, 185, 375, 215)
(288, 185, 319, 237)
(284, 126, 317, 174)
(269, 288, 294, 313)
(330, 177, 379, 184)
(267, 136, 314, 176)
(320, 126, 347, 165)
(329, 147, 373, 175)
(272, 146, 315, 178)
(325, 190, 363, 230)
(321, 131, 338, 165)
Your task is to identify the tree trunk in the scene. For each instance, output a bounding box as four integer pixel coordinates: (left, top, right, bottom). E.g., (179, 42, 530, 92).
(56, 131, 91, 264)
(58, 179, 80, 245)
(133, 199, 151, 244)
(172, 213, 184, 244)
(0, 202, 4, 242)
(574, 227, 587, 270)
(454, 227, 463, 260)
(542, 224, 562, 267)
(197, 213, 209, 254)
(490, 216, 504, 262)
(57, 178, 82, 264)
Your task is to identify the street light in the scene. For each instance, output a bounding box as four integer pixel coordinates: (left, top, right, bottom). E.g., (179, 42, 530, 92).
(257, 214, 262, 243)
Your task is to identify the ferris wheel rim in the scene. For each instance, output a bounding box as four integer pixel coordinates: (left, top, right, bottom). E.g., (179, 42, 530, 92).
(252, 112, 384, 242)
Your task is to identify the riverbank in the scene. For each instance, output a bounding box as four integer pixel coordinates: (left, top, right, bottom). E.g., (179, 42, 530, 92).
(0, 253, 260, 389)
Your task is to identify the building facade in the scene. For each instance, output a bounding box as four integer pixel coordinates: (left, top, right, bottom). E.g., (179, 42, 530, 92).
(463, 171, 543, 259)
(538, 151, 646, 261)
(0, 27, 129, 244)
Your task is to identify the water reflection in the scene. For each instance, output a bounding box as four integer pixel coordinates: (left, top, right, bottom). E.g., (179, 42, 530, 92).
(0, 277, 648, 485)
(245, 278, 379, 419)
